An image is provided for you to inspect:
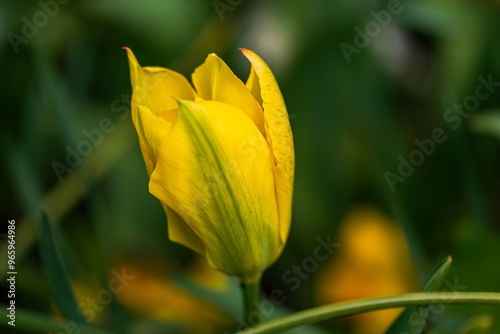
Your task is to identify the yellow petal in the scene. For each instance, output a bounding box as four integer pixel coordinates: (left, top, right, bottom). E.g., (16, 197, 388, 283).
(162, 204, 206, 257)
(191, 54, 266, 136)
(135, 105, 206, 256)
(149, 99, 279, 282)
(124, 47, 195, 124)
(239, 48, 294, 244)
(245, 65, 263, 106)
(135, 105, 171, 175)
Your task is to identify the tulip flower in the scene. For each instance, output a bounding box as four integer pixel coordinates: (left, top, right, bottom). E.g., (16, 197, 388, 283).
(115, 261, 232, 333)
(315, 207, 418, 334)
(124, 47, 294, 284)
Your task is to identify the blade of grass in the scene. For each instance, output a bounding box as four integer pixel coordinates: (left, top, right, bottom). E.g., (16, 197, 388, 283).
(39, 212, 85, 324)
(239, 292, 500, 334)
(386, 256, 452, 333)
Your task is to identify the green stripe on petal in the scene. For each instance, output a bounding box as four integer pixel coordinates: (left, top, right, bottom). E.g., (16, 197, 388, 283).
(149, 99, 279, 282)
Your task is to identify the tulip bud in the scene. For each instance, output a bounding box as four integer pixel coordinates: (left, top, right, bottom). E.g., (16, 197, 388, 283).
(124, 47, 294, 283)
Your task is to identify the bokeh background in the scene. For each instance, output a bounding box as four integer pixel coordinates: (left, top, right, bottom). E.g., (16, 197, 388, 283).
(1, 0, 500, 333)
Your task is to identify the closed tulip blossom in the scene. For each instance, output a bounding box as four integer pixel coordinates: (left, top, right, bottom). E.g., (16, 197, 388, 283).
(124, 47, 294, 284)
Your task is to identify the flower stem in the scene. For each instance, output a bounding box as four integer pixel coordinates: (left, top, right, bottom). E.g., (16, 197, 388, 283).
(242, 280, 261, 326)
(238, 292, 500, 334)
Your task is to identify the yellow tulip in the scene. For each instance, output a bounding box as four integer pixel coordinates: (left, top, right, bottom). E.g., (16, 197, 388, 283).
(315, 207, 418, 334)
(124, 47, 294, 283)
(115, 262, 233, 334)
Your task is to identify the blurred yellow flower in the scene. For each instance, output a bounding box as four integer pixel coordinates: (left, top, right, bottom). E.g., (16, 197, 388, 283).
(315, 206, 418, 334)
(115, 262, 232, 334)
(124, 48, 294, 283)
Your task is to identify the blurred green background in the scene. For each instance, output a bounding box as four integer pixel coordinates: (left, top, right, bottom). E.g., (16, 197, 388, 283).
(1, 0, 500, 333)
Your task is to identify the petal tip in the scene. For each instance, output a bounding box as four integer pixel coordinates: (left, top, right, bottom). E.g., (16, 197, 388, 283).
(238, 48, 255, 57)
(173, 97, 190, 108)
(123, 47, 138, 65)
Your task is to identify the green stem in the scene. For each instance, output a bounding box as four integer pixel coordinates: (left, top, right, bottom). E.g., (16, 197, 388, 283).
(242, 280, 261, 326)
(238, 292, 500, 334)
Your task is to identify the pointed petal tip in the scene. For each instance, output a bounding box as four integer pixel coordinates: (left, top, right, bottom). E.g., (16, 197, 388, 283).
(123, 47, 137, 62)
(238, 48, 256, 56)
(173, 97, 192, 109)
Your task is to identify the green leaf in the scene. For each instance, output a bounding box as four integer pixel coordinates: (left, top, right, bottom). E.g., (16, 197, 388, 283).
(0, 306, 112, 334)
(39, 212, 86, 324)
(386, 256, 452, 334)
(422, 256, 453, 291)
